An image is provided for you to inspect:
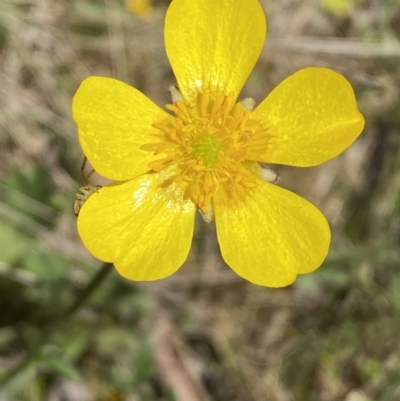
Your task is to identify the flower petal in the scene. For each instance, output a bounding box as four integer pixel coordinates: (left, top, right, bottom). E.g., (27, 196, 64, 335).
(73, 77, 171, 181)
(214, 182, 331, 287)
(254, 67, 365, 167)
(164, 0, 266, 103)
(77, 172, 196, 281)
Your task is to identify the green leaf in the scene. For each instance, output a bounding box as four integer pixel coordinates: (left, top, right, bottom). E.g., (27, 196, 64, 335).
(6, 165, 51, 205)
(0, 327, 16, 350)
(295, 274, 321, 294)
(0, 221, 32, 264)
(317, 267, 349, 286)
(2, 165, 55, 229)
(132, 341, 155, 387)
(24, 250, 68, 281)
(42, 356, 80, 380)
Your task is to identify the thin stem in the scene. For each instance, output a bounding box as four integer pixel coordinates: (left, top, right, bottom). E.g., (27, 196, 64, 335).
(63, 262, 113, 319)
(0, 262, 113, 386)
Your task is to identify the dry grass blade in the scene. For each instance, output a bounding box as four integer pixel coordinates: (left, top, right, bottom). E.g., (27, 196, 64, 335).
(153, 317, 210, 401)
(267, 36, 400, 58)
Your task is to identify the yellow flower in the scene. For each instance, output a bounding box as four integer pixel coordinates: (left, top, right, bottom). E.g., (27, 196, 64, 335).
(72, 0, 364, 287)
(125, 0, 152, 18)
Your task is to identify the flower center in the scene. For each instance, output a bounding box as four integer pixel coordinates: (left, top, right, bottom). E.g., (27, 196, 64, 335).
(143, 88, 273, 212)
(192, 134, 222, 167)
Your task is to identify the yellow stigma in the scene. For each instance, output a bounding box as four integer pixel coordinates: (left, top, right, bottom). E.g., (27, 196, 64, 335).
(143, 88, 273, 212)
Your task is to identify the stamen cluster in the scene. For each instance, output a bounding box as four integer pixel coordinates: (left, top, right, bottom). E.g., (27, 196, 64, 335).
(144, 89, 272, 211)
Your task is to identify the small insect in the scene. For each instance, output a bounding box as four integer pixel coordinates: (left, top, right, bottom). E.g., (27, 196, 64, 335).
(73, 157, 102, 216)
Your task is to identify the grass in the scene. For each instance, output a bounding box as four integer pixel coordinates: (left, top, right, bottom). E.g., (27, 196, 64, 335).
(1, 0, 400, 400)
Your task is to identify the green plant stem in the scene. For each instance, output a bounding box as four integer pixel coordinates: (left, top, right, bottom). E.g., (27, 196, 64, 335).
(63, 262, 113, 319)
(0, 262, 113, 386)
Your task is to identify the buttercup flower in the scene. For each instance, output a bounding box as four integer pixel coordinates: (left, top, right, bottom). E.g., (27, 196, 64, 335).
(125, 0, 152, 18)
(73, 0, 364, 287)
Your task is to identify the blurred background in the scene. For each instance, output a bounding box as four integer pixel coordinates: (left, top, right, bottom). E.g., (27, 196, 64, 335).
(1, 0, 400, 400)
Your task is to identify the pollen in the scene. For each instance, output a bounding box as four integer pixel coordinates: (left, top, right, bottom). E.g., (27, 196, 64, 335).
(143, 88, 274, 212)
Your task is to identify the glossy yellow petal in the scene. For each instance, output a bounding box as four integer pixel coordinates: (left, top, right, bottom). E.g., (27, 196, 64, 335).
(77, 172, 196, 281)
(214, 182, 331, 287)
(73, 77, 171, 181)
(164, 0, 266, 102)
(254, 68, 365, 167)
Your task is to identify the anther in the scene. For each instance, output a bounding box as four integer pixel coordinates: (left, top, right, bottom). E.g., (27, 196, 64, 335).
(241, 97, 256, 112)
(169, 85, 184, 104)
